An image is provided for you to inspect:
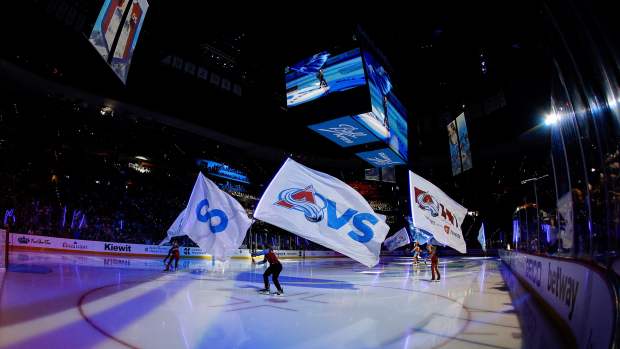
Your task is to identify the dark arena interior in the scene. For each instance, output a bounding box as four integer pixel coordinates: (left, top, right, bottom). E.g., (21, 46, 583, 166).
(0, 2, 619, 349)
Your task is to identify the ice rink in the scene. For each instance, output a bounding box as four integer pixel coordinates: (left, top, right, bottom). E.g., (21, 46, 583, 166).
(0, 252, 569, 349)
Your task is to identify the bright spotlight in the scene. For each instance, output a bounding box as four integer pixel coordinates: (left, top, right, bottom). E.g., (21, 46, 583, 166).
(544, 112, 560, 126)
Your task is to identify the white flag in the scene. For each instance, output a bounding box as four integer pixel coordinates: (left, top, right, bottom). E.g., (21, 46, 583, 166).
(376, 213, 387, 222)
(478, 222, 486, 252)
(159, 208, 187, 245)
(254, 158, 389, 267)
(178, 173, 252, 261)
(383, 227, 410, 251)
(409, 171, 468, 253)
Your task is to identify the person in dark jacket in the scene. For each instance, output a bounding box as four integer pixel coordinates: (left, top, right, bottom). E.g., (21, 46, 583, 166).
(252, 244, 284, 296)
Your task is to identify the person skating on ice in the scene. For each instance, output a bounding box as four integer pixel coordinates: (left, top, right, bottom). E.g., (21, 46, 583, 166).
(164, 240, 180, 272)
(424, 244, 433, 265)
(412, 241, 421, 265)
(430, 245, 440, 282)
(252, 243, 284, 296)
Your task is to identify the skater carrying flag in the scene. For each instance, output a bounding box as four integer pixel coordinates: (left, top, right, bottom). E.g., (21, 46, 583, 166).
(430, 245, 440, 282)
(252, 243, 284, 296)
(163, 241, 172, 264)
(412, 241, 421, 265)
(423, 243, 433, 265)
(164, 240, 180, 272)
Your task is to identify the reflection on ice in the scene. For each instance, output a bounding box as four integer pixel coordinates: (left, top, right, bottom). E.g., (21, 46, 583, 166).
(0, 252, 567, 348)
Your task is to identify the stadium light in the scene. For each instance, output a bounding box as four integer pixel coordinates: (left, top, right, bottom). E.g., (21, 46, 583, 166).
(544, 112, 560, 126)
(607, 96, 618, 109)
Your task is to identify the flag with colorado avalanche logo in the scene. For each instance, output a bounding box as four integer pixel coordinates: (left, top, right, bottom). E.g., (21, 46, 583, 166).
(254, 158, 390, 267)
(383, 227, 410, 251)
(165, 172, 252, 261)
(409, 171, 468, 253)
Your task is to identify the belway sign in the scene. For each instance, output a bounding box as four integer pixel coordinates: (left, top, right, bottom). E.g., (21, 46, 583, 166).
(500, 250, 616, 349)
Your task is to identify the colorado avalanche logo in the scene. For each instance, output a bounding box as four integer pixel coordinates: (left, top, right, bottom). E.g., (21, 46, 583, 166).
(275, 185, 326, 222)
(415, 187, 440, 217)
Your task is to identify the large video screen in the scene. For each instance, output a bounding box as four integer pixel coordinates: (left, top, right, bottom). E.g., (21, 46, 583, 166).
(196, 160, 249, 184)
(307, 116, 379, 147)
(356, 148, 406, 168)
(456, 113, 473, 171)
(381, 166, 396, 183)
(448, 119, 462, 175)
(364, 168, 381, 181)
(88, 0, 149, 84)
(447, 113, 473, 176)
(353, 50, 408, 161)
(285, 48, 366, 108)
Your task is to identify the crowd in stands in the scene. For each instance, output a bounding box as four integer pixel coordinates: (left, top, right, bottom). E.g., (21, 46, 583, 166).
(0, 93, 268, 247)
(513, 141, 620, 264)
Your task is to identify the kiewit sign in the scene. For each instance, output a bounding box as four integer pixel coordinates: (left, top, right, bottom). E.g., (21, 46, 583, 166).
(500, 250, 616, 349)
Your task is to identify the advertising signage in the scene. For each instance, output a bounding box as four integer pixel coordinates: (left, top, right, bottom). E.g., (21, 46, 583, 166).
(356, 148, 405, 168)
(307, 116, 379, 147)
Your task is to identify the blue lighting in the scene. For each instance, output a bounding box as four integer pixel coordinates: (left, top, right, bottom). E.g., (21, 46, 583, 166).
(196, 160, 250, 184)
(542, 223, 551, 243)
(513, 219, 520, 244)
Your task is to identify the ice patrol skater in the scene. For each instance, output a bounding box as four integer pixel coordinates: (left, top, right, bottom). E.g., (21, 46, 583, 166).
(430, 245, 440, 282)
(164, 240, 180, 272)
(423, 243, 433, 265)
(412, 241, 421, 265)
(252, 244, 284, 296)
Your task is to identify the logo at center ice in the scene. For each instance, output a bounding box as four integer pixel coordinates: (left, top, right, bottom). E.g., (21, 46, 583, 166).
(196, 199, 228, 234)
(275, 185, 379, 243)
